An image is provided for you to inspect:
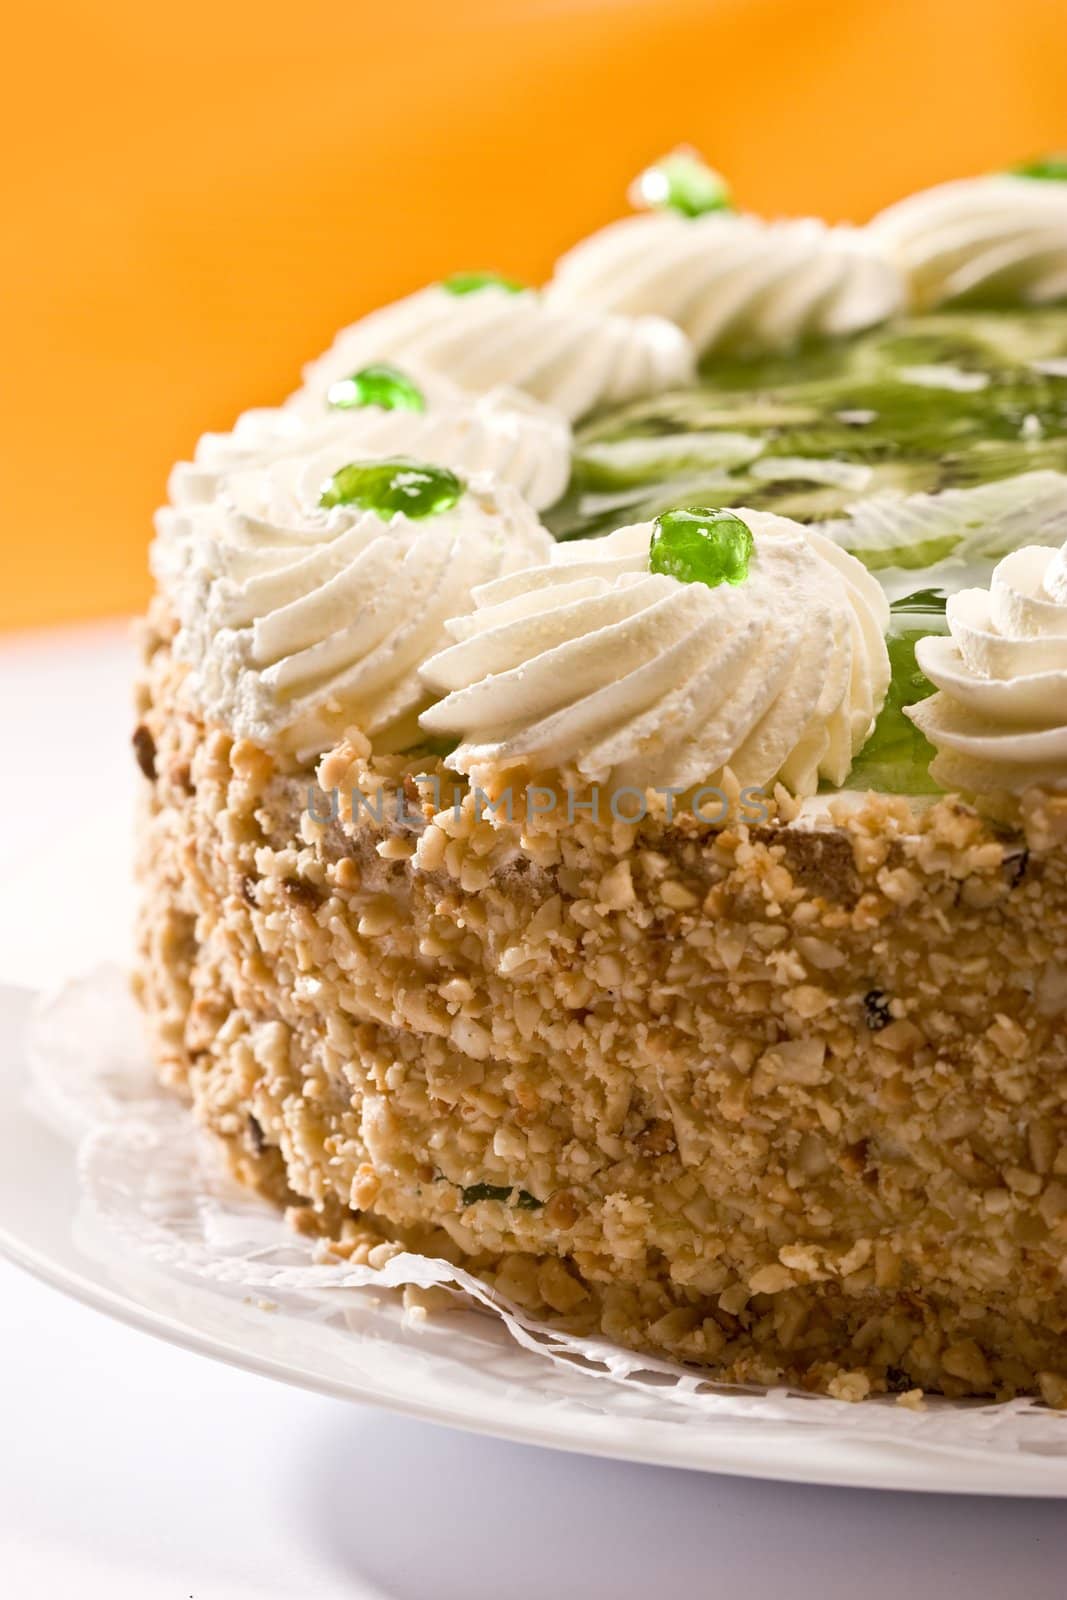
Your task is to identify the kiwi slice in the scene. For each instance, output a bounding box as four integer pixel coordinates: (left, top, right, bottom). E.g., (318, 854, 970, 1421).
(543, 308, 1067, 795)
(548, 309, 1067, 539)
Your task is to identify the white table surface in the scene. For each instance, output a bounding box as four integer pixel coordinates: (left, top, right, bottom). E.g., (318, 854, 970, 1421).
(3, 623, 1067, 1599)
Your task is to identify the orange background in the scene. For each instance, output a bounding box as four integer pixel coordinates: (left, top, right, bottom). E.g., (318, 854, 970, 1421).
(2, 0, 1066, 630)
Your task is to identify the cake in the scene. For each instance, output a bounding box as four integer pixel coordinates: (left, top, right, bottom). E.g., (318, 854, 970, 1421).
(135, 151, 1067, 1404)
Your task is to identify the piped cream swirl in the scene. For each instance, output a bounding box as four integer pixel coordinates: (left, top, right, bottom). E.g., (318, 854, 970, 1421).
(169, 373, 571, 513)
(869, 175, 1067, 309)
(298, 285, 695, 421)
(547, 213, 903, 356)
(419, 510, 890, 795)
(153, 451, 554, 761)
(907, 543, 1067, 793)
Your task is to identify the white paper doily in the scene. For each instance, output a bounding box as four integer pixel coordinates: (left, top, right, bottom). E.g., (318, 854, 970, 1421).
(22, 965, 1067, 1467)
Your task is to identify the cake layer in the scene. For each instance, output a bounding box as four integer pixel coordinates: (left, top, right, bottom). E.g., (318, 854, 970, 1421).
(135, 608, 1067, 1400)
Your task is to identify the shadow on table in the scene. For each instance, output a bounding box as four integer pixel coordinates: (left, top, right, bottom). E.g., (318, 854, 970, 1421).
(295, 1407, 1067, 1600)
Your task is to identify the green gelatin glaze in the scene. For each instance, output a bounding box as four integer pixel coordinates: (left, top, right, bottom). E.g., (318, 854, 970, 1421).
(632, 149, 733, 219)
(319, 457, 464, 519)
(441, 271, 527, 296)
(649, 507, 753, 586)
(845, 631, 942, 795)
(1008, 153, 1067, 182)
(845, 590, 947, 795)
(326, 363, 426, 413)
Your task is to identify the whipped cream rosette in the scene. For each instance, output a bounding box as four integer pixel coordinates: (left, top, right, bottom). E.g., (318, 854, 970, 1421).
(906, 542, 1067, 793)
(297, 281, 695, 422)
(169, 364, 571, 514)
(153, 449, 554, 761)
(419, 508, 890, 795)
(869, 174, 1067, 309)
(548, 212, 904, 358)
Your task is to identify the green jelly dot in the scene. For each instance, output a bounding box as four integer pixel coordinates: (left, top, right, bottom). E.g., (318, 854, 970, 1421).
(1008, 152, 1067, 182)
(631, 149, 733, 219)
(441, 271, 528, 296)
(319, 457, 464, 519)
(326, 363, 426, 413)
(649, 507, 754, 588)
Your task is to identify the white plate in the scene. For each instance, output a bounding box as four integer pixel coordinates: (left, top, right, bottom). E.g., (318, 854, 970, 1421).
(3, 979, 1067, 1496)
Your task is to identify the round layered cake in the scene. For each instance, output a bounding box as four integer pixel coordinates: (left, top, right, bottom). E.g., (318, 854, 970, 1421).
(136, 153, 1067, 1403)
